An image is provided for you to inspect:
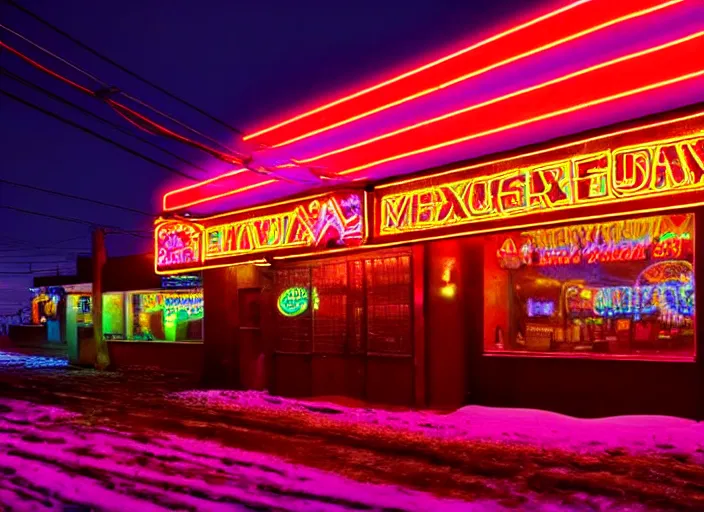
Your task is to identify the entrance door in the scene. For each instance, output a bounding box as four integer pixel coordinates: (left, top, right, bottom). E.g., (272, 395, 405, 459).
(267, 252, 414, 405)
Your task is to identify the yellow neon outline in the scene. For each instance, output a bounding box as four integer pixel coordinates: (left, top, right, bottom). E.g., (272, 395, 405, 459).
(375, 110, 704, 189)
(156, 192, 367, 270)
(153, 219, 206, 275)
(273, 200, 704, 262)
(377, 132, 704, 237)
(155, 112, 704, 273)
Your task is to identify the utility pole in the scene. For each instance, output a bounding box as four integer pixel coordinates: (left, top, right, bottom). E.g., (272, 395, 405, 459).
(92, 228, 110, 369)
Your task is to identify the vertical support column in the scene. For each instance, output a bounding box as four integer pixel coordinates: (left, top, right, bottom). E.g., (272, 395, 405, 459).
(203, 266, 239, 387)
(92, 228, 110, 369)
(425, 239, 467, 408)
(412, 244, 426, 408)
(695, 208, 704, 420)
(463, 237, 485, 405)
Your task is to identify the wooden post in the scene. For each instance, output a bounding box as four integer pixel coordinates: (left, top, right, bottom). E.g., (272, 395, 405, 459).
(92, 228, 110, 369)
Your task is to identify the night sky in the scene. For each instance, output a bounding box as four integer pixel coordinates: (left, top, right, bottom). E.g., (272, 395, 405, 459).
(0, 0, 544, 314)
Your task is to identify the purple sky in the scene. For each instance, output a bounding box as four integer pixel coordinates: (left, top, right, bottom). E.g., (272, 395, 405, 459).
(0, 0, 545, 313)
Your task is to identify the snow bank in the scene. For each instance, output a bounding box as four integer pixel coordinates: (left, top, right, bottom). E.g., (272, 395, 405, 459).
(0, 397, 493, 511)
(173, 390, 704, 463)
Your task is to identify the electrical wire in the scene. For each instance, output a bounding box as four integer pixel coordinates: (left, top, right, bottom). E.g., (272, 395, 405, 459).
(0, 32, 247, 162)
(0, 28, 330, 183)
(0, 21, 107, 85)
(4, 0, 245, 135)
(0, 67, 208, 173)
(0, 86, 199, 180)
(0, 260, 69, 265)
(0, 205, 151, 239)
(0, 177, 155, 217)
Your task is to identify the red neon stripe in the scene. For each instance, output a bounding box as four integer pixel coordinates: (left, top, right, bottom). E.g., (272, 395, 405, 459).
(337, 70, 704, 176)
(300, 32, 704, 167)
(163, 171, 275, 211)
(162, 30, 703, 212)
(163, 108, 704, 212)
(243, 0, 680, 147)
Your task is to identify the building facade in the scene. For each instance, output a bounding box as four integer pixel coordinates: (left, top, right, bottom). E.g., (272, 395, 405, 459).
(155, 105, 704, 418)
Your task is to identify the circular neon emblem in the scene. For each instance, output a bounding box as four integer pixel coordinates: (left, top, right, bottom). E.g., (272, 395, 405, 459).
(277, 287, 319, 317)
(277, 287, 310, 317)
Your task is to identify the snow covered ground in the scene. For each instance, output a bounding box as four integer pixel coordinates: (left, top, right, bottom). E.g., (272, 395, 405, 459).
(0, 350, 67, 370)
(173, 390, 704, 464)
(0, 350, 701, 511)
(0, 398, 499, 511)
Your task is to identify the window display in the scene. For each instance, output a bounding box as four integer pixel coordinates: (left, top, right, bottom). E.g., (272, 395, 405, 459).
(485, 214, 695, 360)
(102, 290, 203, 342)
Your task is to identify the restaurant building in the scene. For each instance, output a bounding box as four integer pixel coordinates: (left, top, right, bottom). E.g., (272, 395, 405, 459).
(155, 106, 704, 417)
(98, 254, 204, 374)
(153, 0, 704, 417)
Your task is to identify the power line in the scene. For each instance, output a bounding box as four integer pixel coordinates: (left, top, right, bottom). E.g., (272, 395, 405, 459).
(0, 86, 199, 180)
(0, 260, 69, 265)
(0, 32, 325, 184)
(0, 205, 150, 239)
(0, 234, 89, 251)
(0, 177, 155, 217)
(4, 0, 245, 135)
(0, 67, 208, 173)
(0, 36, 249, 168)
(0, 250, 89, 256)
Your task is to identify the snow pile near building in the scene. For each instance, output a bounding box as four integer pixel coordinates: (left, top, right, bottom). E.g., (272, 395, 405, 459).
(173, 390, 704, 463)
(0, 397, 499, 511)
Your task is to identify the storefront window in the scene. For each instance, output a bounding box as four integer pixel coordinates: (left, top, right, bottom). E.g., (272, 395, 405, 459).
(103, 293, 125, 339)
(484, 214, 695, 360)
(102, 290, 203, 342)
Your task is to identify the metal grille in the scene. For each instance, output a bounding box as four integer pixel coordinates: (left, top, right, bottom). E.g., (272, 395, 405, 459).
(365, 255, 412, 355)
(348, 259, 365, 354)
(270, 252, 412, 357)
(312, 262, 348, 354)
(272, 267, 312, 353)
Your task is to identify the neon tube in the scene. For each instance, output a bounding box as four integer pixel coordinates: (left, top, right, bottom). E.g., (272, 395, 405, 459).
(335, 69, 704, 176)
(162, 109, 704, 212)
(243, 0, 682, 147)
(297, 32, 704, 165)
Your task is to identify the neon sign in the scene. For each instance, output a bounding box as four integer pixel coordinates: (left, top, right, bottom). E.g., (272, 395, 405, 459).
(277, 287, 319, 317)
(155, 191, 365, 273)
(527, 299, 555, 317)
(565, 260, 694, 319)
(156, 222, 202, 269)
(161, 275, 202, 289)
(206, 193, 363, 258)
(379, 134, 704, 236)
(142, 292, 204, 319)
(592, 282, 694, 318)
(501, 215, 692, 268)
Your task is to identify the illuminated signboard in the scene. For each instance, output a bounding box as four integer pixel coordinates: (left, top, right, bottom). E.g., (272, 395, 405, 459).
(155, 191, 365, 273)
(277, 287, 320, 317)
(565, 261, 694, 320)
(378, 134, 704, 237)
(156, 221, 203, 270)
(161, 275, 202, 289)
(501, 215, 693, 268)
